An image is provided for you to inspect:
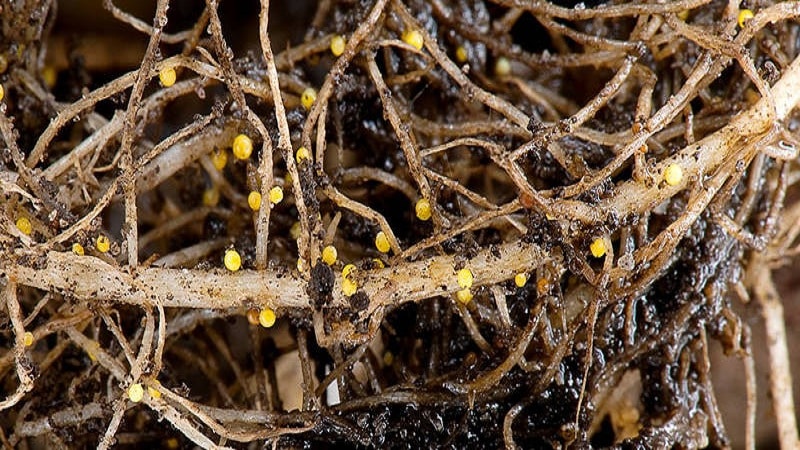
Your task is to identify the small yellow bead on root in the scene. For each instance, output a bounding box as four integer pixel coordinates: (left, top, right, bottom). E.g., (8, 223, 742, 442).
(402, 28, 424, 51)
(330, 35, 346, 56)
(224, 249, 242, 271)
(128, 383, 144, 402)
(301, 88, 317, 110)
(590, 237, 606, 258)
(375, 231, 390, 253)
(415, 198, 432, 221)
(456, 288, 473, 304)
(96, 235, 111, 253)
(159, 67, 176, 87)
(232, 134, 253, 160)
(259, 307, 276, 328)
(322, 245, 338, 265)
(248, 191, 262, 211)
(457, 268, 474, 289)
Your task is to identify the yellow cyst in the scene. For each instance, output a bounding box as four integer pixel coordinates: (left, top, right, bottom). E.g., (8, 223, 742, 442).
(322, 245, 338, 266)
(663, 163, 683, 186)
(23, 331, 34, 347)
(224, 249, 242, 272)
(495, 57, 511, 76)
(342, 278, 358, 296)
(297, 257, 306, 273)
(402, 28, 424, 51)
(0, 83, 4, 102)
(72, 243, 85, 256)
(455, 45, 468, 63)
(372, 258, 385, 269)
(301, 87, 317, 110)
(128, 383, 144, 403)
(41, 66, 57, 88)
(159, 67, 176, 87)
(232, 134, 253, 160)
(342, 263, 356, 279)
(259, 307, 277, 328)
(590, 237, 606, 258)
(383, 351, 394, 366)
(375, 231, 391, 253)
(457, 268, 474, 289)
(290, 221, 302, 240)
(16, 217, 32, 235)
(96, 235, 111, 253)
(148, 381, 162, 399)
(248, 191, 262, 211)
(269, 186, 284, 204)
(202, 187, 219, 207)
(211, 149, 228, 170)
(456, 288, 473, 305)
(330, 35, 346, 57)
(415, 198, 432, 221)
(738, 9, 754, 28)
(514, 273, 528, 288)
(296, 146, 311, 163)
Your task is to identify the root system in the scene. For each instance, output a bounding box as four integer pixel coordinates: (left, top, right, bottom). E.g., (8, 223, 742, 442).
(3, 0, 800, 448)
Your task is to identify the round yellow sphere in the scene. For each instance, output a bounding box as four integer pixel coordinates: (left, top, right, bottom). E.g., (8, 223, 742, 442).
(224, 249, 242, 271)
(232, 134, 253, 160)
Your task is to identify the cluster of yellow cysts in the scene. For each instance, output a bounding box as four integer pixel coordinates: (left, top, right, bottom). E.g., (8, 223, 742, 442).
(514, 273, 528, 288)
(374, 231, 390, 253)
(96, 235, 111, 253)
(301, 87, 317, 110)
(15, 217, 32, 235)
(738, 9, 754, 28)
(259, 307, 276, 328)
(494, 57, 511, 76)
(23, 331, 34, 347)
(322, 245, 338, 265)
(269, 186, 284, 204)
(330, 35, 346, 57)
(663, 163, 683, 186)
(159, 67, 176, 87)
(402, 28, 424, 51)
(415, 198, 431, 221)
(211, 149, 228, 170)
(590, 237, 607, 258)
(224, 249, 242, 271)
(232, 134, 253, 160)
(296, 146, 311, 163)
(128, 383, 144, 403)
(342, 264, 358, 296)
(248, 191, 262, 211)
